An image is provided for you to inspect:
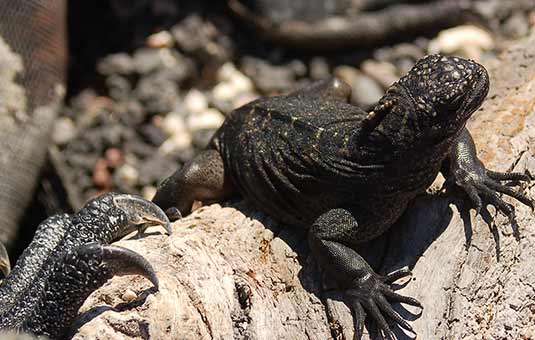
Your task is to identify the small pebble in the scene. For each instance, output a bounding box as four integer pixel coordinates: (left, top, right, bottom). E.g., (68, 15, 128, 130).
(146, 30, 174, 48)
(212, 82, 237, 102)
(217, 62, 238, 82)
(121, 289, 138, 303)
(115, 164, 139, 188)
(349, 71, 383, 107)
(161, 112, 187, 137)
(229, 71, 254, 93)
(97, 53, 134, 76)
(159, 134, 193, 156)
(361, 60, 398, 89)
(138, 154, 178, 185)
(428, 25, 494, 61)
(106, 75, 131, 101)
(241, 56, 302, 94)
(105, 148, 123, 168)
(309, 57, 330, 80)
(139, 124, 167, 146)
(52, 117, 77, 145)
(92, 159, 111, 188)
(186, 109, 225, 132)
(133, 48, 167, 75)
(135, 74, 178, 114)
(183, 89, 209, 114)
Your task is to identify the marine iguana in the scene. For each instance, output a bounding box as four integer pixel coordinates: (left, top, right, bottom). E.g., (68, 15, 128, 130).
(152, 55, 532, 339)
(0, 192, 170, 339)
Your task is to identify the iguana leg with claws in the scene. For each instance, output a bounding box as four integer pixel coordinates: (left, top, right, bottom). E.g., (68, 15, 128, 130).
(444, 128, 533, 219)
(0, 192, 170, 338)
(153, 55, 532, 339)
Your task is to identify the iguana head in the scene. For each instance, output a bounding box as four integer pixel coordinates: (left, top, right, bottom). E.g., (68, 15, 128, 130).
(366, 54, 489, 148)
(400, 54, 489, 138)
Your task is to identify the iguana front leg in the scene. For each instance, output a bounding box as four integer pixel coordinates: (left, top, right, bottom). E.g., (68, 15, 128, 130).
(309, 208, 421, 340)
(443, 128, 533, 221)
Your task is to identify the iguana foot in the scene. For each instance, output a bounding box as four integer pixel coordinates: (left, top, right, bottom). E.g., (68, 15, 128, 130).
(454, 167, 532, 221)
(447, 129, 533, 222)
(345, 267, 421, 340)
(153, 149, 235, 219)
(309, 208, 422, 340)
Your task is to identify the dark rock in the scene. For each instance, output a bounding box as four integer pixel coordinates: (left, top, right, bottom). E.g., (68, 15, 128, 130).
(97, 53, 135, 76)
(171, 14, 233, 65)
(135, 74, 179, 114)
(117, 100, 146, 126)
(138, 124, 167, 147)
(309, 57, 330, 80)
(66, 153, 100, 172)
(106, 75, 131, 101)
(132, 48, 167, 75)
(124, 139, 157, 158)
(137, 154, 179, 186)
(241, 57, 306, 94)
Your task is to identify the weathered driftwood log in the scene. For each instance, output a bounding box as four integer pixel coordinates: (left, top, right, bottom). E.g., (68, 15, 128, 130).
(73, 34, 535, 340)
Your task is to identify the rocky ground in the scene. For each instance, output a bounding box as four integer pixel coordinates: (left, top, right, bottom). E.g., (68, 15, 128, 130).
(46, 1, 534, 214)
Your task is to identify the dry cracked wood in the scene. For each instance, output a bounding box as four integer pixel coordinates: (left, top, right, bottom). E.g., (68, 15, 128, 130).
(73, 33, 535, 340)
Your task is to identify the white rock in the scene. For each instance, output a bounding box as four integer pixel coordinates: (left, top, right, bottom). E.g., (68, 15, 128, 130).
(217, 62, 238, 82)
(52, 117, 77, 145)
(159, 133, 192, 156)
(186, 108, 225, 131)
(229, 70, 254, 93)
(213, 81, 238, 102)
(428, 25, 494, 61)
(214, 62, 254, 102)
(161, 112, 187, 137)
(116, 164, 139, 187)
(146, 30, 174, 48)
(183, 89, 208, 114)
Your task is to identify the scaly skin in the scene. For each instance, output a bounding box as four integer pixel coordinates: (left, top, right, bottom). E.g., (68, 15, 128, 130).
(153, 55, 532, 339)
(0, 192, 170, 338)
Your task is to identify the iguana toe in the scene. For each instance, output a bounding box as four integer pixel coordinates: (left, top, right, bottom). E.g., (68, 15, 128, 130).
(113, 193, 172, 236)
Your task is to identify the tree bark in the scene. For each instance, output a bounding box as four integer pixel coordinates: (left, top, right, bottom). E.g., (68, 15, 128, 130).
(72, 33, 535, 340)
